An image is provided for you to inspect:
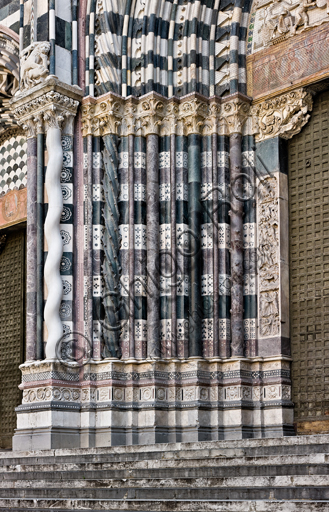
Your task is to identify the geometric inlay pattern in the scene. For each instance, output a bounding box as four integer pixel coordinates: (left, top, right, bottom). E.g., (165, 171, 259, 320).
(0, 134, 27, 197)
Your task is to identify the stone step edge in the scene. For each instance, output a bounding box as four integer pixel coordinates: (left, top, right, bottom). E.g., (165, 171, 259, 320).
(0, 478, 329, 489)
(1, 434, 329, 459)
(1, 451, 328, 468)
(0, 454, 327, 470)
(0, 499, 329, 512)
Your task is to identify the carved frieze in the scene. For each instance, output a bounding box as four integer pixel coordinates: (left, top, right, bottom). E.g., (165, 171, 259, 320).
(81, 92, 251, 138)
(249, 0, 329, 53)
(252, 88, 313, 141)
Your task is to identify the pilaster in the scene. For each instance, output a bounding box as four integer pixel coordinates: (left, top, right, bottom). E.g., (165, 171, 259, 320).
(252, 88, 313, 357)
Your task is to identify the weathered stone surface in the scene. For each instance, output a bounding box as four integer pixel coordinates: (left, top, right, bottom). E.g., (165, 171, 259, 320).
(0, 435, 328, 510)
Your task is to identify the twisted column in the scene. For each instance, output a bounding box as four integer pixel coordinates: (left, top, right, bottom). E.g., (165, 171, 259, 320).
(44, 111, 64, 359)
(102, 134, 122, 358)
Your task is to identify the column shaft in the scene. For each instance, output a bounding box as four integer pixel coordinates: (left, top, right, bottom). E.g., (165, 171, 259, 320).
(170, 133, 177, 357)
(36, 133, 44, 360)
(230, 132, 244, 357)
(212, 132, 219, 357)
(146, 134, 160, 358)
(188, 133, 202, 357)
(26, 137, 38, 361)
(128, 134, 135, 358)
(44, 126, 64, 359)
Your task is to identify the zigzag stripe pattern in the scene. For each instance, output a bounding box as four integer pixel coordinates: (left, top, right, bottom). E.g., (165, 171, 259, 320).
(93, 0, 252, 98)
(102, 134, 122, 358)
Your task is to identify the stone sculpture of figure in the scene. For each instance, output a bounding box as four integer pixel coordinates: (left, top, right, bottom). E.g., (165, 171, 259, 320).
(260, 0, 294, 44)
(20, 42, 50, 91)
(291, 0, 317, 33)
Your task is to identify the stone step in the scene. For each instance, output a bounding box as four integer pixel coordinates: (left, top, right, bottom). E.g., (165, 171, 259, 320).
(0, 453, 327, 473)
(0, 475, 329, 489)
(1, 436, 328, 510)
(1, 442, 329, 465)
(0, 485, 329, 500)
(1, 434, 329, 464)
(1, 462, 328, 480)
(0, 499, 329, 511)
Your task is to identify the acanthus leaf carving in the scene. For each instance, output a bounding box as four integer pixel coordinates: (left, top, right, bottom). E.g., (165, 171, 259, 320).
(12, 88, 81, 138)
(81, 92, 251, 138)
(252, 88, 313, 142)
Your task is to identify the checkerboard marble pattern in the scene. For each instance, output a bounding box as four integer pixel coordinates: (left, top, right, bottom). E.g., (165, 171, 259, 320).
(0, 134, 27, 198)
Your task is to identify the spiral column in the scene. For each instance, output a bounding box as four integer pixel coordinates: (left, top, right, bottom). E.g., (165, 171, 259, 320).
(12, 80, 82, 362)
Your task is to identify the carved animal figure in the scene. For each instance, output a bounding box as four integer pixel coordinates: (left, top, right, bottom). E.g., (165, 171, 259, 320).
(20, 42, 50, 90)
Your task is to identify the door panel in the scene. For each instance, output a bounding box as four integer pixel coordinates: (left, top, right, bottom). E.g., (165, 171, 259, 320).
(0, 229, 25, 449)
(289, 90, 329, 433)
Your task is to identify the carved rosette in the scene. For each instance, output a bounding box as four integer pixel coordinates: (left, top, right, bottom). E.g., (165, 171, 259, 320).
(252, 88, 313, 142)
(81, 92, 251, 138)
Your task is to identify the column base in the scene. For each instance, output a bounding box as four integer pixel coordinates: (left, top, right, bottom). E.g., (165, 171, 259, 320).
(13, 357, 294, 449)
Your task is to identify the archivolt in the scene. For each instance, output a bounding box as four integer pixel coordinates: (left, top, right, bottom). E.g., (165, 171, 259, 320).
(87, 0, 251, 98)
(0, 26, 19, 135)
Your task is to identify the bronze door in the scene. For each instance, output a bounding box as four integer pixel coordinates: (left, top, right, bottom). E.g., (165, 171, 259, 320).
(289, 89, 329, 434)
(0, 229, 25, 449)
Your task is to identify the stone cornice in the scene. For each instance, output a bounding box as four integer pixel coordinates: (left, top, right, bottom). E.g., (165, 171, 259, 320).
(252, 88, 313, 142)
(81, 91, 252, 138)
(10, 77, 83, 138)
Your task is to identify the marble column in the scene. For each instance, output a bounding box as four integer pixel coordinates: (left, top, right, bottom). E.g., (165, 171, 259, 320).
(230, 132, 244, 357)
(44, 117, 64, 360)
(146, 133, 160, 358)
(188, 133, 202, 357)
(212, 132, 219, 357)
(36, 132, 44, 360)
(170, 133, 177, 357)
(128, 134, 135, 358)
(26, 136, 38, 361)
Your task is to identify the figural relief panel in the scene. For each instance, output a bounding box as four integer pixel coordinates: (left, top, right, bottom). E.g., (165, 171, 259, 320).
(249, 0, 329, 53)
(257, 176, 280, 337)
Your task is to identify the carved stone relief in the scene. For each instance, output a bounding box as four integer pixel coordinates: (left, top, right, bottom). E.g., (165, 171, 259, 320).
(249, 0, 329, 53)
(258, 176, 281, 337)
(19, 42, 50, 92)
(82, 92, 250, 138)
(252, 88, 313, 142)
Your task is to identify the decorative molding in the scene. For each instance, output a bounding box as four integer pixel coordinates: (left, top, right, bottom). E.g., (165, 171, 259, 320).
(19, 42, 50, 92)
(19, 359, 292, 404)
(81, 92, 252, 138)
(252, 88, 313, 141)
(12, 90, 80, 138)
(10, 78, 83, 138)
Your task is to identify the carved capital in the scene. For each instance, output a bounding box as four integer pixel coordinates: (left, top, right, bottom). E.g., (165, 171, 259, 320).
(222, 97, 250, 135)
(140, 97, 165, 136)
(81, 92, 253, 138)
(11, 79, 83, 138)
(179, 97, 208, 136)
(252, 88, 313, 142)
